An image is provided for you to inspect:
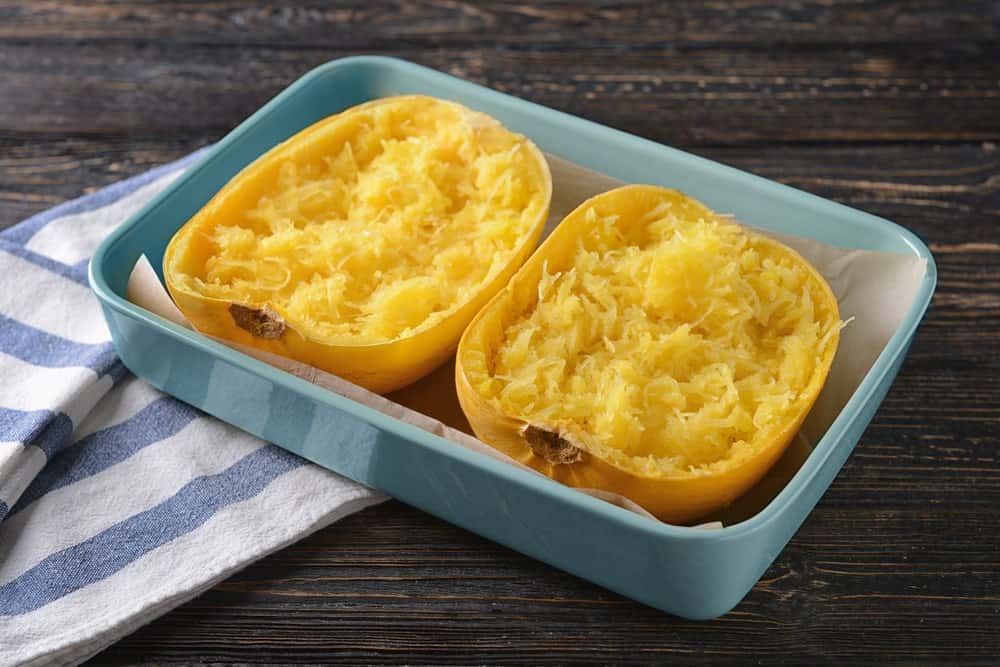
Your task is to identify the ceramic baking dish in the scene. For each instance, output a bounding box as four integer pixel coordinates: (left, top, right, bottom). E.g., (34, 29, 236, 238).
(89, 56, 936, 619)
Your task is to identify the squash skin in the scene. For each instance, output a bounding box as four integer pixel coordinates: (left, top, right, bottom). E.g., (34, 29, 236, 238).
(164, 95, 552, 394)
(455, 185, 840, 524)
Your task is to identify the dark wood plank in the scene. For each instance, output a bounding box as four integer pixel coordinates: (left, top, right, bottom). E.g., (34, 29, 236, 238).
(2, 1, 995, 47)
(0, 137, 209, 228)
(0, 17, 997, 144)
(87, 498, 1000, 665)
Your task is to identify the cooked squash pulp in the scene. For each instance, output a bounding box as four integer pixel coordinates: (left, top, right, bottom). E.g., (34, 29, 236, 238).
(171, 97, 548, 343)
(457, 186, 841, 522)
(165, 96, 551, 393)
(483, 200, 838, 473)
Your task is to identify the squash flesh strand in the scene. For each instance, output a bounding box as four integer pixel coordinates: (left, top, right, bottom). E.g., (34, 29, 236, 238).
(174, 101, 548, 344)
(478, 205, 841, 474)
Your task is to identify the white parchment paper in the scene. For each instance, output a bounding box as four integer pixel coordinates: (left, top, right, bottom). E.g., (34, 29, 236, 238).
(126, 154, 927, 527)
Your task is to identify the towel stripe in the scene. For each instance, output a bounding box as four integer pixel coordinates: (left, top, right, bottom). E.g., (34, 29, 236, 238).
(0, 444, 303, 616)
(0, 409, 74, 460)
(0, 444, 47, 523)
(0, 415, 269, 585)
(10, 398, 201, 515)
(105, 359, 129, 383)
(0, 315, 117, 371)
(25, 173, 183, 266)
(0, 354, 98, 412)
(0, 252, 109, 345)
(0, 466, 381, 667)
(0, 241, 89, 287)
(69, 375, 162, 442)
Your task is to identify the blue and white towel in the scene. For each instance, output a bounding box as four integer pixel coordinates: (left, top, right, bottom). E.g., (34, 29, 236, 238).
(0, 150, 386, 667)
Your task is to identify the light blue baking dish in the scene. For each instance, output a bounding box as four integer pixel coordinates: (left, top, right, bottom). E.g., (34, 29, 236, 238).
(89, 56, 936, 619)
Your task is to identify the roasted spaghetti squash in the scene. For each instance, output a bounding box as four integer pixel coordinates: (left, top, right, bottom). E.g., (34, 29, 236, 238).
(164, 95, 552, 393)
(456, 185, 841, 523)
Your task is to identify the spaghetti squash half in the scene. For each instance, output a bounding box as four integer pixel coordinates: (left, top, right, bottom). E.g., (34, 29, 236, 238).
(456, 185, 841, 523)
(165, 95, 552, 393)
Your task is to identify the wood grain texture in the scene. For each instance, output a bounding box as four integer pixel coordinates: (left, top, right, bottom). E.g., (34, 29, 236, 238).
(2, 1, 997, 46)
(0, 1, 997, 144)
(3, 41, 997, 144)
(0, 1, 997, 664)
(0, 137, 209, 226)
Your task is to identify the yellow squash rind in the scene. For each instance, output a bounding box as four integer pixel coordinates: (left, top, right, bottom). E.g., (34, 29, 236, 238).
(456, 185, 841, 523)
(165, 95, 552, 393)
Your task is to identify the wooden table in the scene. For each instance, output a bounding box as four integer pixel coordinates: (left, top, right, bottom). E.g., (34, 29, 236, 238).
(2, 2, 998, 664)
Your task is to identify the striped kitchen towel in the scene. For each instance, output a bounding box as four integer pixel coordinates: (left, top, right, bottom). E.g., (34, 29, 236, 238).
(0, 149, 387, 667)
